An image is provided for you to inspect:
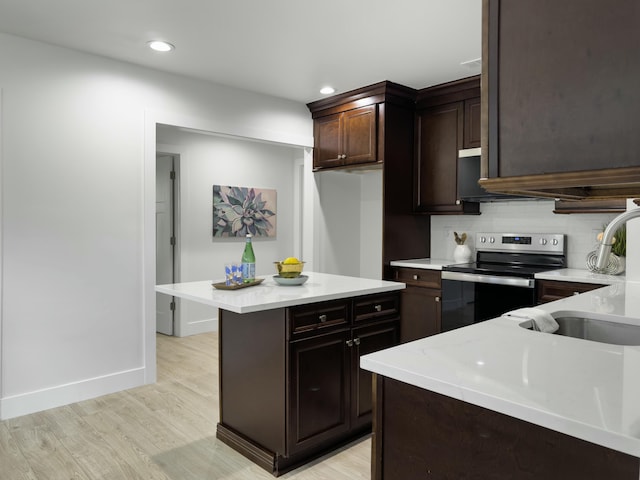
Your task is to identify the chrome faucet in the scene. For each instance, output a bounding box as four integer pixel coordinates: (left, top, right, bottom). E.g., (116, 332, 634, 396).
(595, 207, 640, 271)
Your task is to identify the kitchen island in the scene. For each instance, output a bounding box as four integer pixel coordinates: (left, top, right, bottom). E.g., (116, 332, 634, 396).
(361, 281, 640, 479)
(156, 272, 405, 476)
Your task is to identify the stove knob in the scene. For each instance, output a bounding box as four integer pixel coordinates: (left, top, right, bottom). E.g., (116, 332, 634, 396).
(480, 236, 486, 243)
(540, 238, 548, 245)
(552, 238, 559, 245)
(489, 237, 495, 243)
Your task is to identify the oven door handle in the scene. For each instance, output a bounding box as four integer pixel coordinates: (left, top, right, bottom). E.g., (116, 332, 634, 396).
(441, 271, 535, 288)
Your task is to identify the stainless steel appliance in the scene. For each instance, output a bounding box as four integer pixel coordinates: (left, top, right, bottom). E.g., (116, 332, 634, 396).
(457, 149, 524, 202)
(441, 233, 566, 332)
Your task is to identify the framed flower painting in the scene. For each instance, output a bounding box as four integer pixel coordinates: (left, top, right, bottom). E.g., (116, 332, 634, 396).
(213, 185, 277, 237)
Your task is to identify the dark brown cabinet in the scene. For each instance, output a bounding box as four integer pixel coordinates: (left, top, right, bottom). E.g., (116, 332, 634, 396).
(414, 76, 481, 214)
(288, 308, 399, 455)
(553, 198, 629, 214)
(308, 82, 431, 279)
(537, 280, 605, 304)
(463, 96, 481, 148)
(480, 0, 640, 199)
(288, 329, 350, 455)
(313, 105, 377, 170)
(393, 267, 441, 342)
(372, 376, 639, 480)
(350, 320, 398, 429)
(217, 291, 400, 476)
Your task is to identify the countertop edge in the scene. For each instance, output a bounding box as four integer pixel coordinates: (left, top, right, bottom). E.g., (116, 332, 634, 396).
(156, 273, 406, 313)
(534, 268, 626, 285)
(389, 258, 455, 270)
(360, 355, 640, 458)
(361, 282, 640, 458)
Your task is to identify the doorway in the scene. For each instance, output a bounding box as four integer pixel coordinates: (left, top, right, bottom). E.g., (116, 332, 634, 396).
(156, 153, 179, 335)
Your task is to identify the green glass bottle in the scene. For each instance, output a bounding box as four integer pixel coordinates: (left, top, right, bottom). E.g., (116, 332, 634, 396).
(241, 234, 256, 282)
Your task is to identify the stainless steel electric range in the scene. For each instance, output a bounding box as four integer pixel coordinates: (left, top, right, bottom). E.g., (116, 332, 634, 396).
(440, 232, 566, 332)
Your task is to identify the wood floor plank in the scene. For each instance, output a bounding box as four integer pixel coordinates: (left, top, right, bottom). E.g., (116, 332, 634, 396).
(0, 332, 372, 480)
(8, 422, 91, 480)
(0, 423, 39, 480)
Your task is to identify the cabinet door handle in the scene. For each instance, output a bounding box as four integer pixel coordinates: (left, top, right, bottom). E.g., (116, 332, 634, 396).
(354, 338, 361, 346)
(374, 304, 382, 312)
(346, 339, 354, 347)
(435, 296, 441, 302)
(319, 314, 327, 322)
(413, 274, 419, 280)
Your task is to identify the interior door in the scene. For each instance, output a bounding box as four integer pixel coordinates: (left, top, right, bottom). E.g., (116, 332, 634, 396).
(156, 154, 176, 335)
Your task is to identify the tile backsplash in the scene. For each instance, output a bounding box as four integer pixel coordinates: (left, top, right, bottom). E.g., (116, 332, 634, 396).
(430, 199, 618, 269)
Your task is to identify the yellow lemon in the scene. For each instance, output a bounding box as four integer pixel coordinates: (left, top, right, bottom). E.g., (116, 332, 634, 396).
(283, 257, 301, 265)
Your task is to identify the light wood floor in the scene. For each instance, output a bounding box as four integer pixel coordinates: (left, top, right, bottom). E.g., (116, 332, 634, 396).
(0, 332, 371, 479)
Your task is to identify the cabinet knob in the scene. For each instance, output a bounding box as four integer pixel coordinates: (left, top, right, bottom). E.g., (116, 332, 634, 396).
(374, 304, 382, 312)
(319, 314, 327, 322)
(354, 338, 361, 345)
(346, 339, 354, 347)
(413, 274, 419, 280)
(435, 296, 441, 302)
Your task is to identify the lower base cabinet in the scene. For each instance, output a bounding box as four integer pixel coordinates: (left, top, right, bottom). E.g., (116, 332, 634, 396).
(537, 279, 606, 304)
(217, 292, 400, 476)
(372, 376, 639, 480)
(393, 267, 441, 342)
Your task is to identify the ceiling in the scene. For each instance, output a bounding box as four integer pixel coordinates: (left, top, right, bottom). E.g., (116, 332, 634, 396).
(0, 0, 481, 104)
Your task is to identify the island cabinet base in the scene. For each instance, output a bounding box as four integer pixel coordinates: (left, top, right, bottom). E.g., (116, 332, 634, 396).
(372, 376, 640, 480)
(216, 291, 400, 476)
(217, 421, 371, 476)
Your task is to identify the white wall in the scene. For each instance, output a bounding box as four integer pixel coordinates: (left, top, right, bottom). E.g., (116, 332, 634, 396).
(430, 200, 619, 269)
(0, 32, 312, 419)
(156, 127, 303, 335)
(359, 171, 384, 279)
(314, 169, 383, 279)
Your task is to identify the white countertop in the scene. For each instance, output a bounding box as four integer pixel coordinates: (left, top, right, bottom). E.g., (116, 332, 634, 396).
(535, 268, 626, 285)
(361, 281, 640, 457)
(389, 258, 455, 270)
(156, 271, 405, 314)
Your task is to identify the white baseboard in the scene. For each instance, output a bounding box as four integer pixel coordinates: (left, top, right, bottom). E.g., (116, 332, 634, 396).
(176, 317, 218, 337)
(0, 367, 146, 420)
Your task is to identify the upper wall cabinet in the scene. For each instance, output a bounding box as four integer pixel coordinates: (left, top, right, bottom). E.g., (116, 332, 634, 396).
(480, 0, 640, 200)
(307, 82, 432, 279)
(414, 76, 481, 215)
(307, 82, 417, 172)
(313, 105, 377, 169)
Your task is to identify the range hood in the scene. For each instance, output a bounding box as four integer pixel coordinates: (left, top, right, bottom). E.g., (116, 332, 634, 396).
(458, 148, 528, 202)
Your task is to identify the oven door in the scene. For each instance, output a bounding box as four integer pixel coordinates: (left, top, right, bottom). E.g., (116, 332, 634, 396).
(440, 271, 536, 332)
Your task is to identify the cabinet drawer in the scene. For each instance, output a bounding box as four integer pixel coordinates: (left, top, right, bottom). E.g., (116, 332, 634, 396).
(353, 293, 400, 323)
(394, 267, 441, 289)
(537, 280, 605, 304)
(289, 300, 349, 335)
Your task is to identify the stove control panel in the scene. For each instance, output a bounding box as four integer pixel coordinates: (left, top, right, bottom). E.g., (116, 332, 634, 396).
(476, 233, 565, 254)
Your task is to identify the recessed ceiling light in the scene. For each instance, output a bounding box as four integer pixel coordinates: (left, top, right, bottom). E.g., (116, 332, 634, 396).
(320, 86, 335, 95)
(148, 41, 175, 52)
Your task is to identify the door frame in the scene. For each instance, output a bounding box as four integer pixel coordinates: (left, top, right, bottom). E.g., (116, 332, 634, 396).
(143, 111, 314, 384)
(155, 151, 181, 335)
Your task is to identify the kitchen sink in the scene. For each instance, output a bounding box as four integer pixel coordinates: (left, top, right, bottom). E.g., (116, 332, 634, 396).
(520, 315, 640, 346)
